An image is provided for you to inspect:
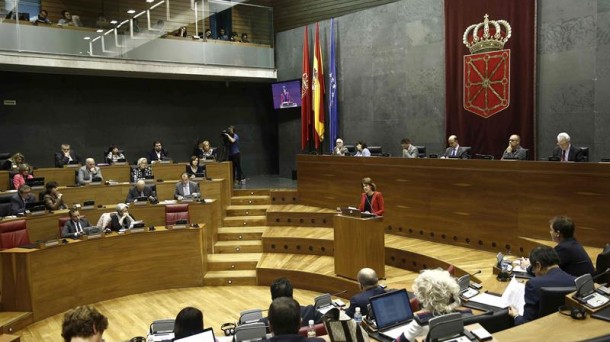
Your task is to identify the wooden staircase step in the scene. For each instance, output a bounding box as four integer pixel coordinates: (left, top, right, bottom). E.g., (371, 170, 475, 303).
(0, 311, 34, 334)
(266, 205, 336, 227)
(269, 189, 299, 204)
(262, 227, 334, 256)
(226, 205, 270, 217)
(203, 270, 257, 285)
(217, 226, 267, 241)
(207, 253, 262, 271)
(231, 196, 272, 205)
(233, 189, 271, 196)
(223, 215, 267, 227)
(214, 240, 263, 253)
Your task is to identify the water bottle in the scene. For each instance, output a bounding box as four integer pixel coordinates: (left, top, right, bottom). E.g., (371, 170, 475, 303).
(307, 320, 316, 338)
(353, 307, 363, 325)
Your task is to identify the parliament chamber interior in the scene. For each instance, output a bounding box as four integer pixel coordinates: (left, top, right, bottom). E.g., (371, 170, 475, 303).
(0, 0, 610, 341)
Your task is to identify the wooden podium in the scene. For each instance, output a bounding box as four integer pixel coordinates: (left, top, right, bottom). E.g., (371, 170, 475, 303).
(334, 214, 385, 280)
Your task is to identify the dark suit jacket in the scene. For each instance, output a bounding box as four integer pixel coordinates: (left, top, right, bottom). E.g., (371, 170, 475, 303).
(443, 145, 470, 159)
(174, 181, 200, 199)
(552, 145, 585, 162)
(61, 218, 91, 238)
(185, 164, 206, 177)
(514, 267, 575, 325)
(345, 286, 386, 318)
(110, 214, 136, 231)
(264, 335, 325, 342)
(147, 149, 169, 163)
(9, 193, 35, 215)
(261, 304, 322, 329)
(126, 185, 154, 203)
(555, 238, 595, 277)
(54, 151, 81, 167)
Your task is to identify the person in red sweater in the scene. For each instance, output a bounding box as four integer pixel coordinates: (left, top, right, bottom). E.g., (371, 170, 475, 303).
(359, 177, 385, 216)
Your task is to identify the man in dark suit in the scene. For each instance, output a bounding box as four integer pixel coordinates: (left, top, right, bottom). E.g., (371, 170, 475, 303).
(10, 184, 36, 215)
(552, 132, 585, 162)
(509, 246, 576, 325)
(147, 141, 169, 163)
(54, 143, 82, 167)
(126, 180, 156, 203)
(174, 173, 200, 200)
(266, 278, 322, 327)
(442, 135, 470, 159)
(345, 268, 386, 318)
(550, 216, 595, 277)
(61, 208, 91, 238)
(266, 297, 325, 342)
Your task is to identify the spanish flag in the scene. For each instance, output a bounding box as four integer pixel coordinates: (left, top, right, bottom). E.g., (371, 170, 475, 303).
(312, 22, 325, 148)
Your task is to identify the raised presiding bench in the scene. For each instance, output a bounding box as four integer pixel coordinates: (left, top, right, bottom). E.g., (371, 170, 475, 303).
(1, 225, 205, 323)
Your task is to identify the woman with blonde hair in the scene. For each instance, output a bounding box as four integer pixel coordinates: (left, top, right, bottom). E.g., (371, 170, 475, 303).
(396, 269, 461, 341)
(131, 157, 154, 182)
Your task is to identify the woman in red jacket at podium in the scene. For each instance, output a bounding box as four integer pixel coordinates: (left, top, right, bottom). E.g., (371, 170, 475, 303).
(359, 177, 385, 216)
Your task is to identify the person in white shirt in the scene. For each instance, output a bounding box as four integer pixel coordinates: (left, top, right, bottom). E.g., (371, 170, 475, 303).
(354, 141, 371, 157)
(401, 138, 419, 158)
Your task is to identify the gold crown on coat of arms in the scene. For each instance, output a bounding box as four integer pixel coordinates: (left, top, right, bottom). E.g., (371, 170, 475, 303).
(463, 14, 512, 54)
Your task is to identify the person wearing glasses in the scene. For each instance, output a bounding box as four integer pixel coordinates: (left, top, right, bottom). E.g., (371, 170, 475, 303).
(359, 177, 385, 216)
(501, 134, 528, 160)
(551, 132, 585, 162)
(54, 144, 81, 167)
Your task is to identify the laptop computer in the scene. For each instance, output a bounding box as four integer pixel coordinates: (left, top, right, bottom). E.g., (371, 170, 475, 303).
(25, 201, 46, 214)
(175, 327, 215, 342)
(369, 289, 414, 339)
(340, 207, 377, 218)
(25, 177, 45, 188)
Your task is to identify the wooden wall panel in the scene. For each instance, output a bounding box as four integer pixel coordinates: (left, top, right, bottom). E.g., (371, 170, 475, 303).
(248, 0, 400, 32)
(297, 155, 610, 252)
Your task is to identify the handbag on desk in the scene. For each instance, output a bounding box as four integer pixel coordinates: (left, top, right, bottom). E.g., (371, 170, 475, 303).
(322, 308, 369, 342)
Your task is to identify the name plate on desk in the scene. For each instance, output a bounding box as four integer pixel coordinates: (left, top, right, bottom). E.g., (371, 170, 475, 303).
(81, 205, 95, 210)
(42, 239, 61, 248)
(82, 233, 103, 240)
(170, 224, 188, 229)
(130, 227, 146, 233)
(26, 210, 48, 216)
(133, 201, 148, 206)
(180, 198, 194, 203)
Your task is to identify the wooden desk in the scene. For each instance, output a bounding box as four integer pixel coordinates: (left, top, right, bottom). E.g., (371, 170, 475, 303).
(1, 226, 205, 322)
(297, 156, 610, 254)
(493, 311, 609, 341)
(100, 164, 131, 183)
(19, 200, 219, 254)
(0, 171, 8, 192)
(334, 215, 385, 279)
(34, 167, 80, 186)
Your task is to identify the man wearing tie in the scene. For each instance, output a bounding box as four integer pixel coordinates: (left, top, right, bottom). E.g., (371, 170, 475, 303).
(147, 141, 169, 163)
(125, 180, 155, 203)
(10, 184, 36, 215)
(442, 135, 469, 159)
(62, 208, 91, 238)
(77, 158, 103, 185)
(552, 132, 585, 162)
(174, 172, 200, 200)
(54, 144, 82, 167)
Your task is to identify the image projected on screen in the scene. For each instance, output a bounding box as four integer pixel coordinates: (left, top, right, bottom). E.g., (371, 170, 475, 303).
(271, 80, 302, 109)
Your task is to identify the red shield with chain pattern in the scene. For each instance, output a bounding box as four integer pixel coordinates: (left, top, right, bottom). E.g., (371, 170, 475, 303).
(463, 49, 510, 118)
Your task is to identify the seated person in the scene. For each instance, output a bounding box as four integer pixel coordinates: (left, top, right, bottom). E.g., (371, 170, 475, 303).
(126, 180, 156, 203)
(3, 152, 28, 172)
(332, 138, 349, 156)
(442, 135, 469, 158)
(175, 172, 200, 200)
(218, 28, 229, 41)
(147, 141, 169, 163)
(12, 164, 33, 190)
(230, 31, 239, 42)
(106, 145, 126, 164)
(132, 158, 154, 182)
(173, 307, 204, 340)
(204, 29, 212, 40)
(61, 305, 108, 342)
(54, 144, 81, 167)
(43, 181, 66, 211)
(396, 269, 462, 342)
(521, 216, 595, 278)
(510, 246, 576, 326)
(501, 134, 527, 160)
(241, 33, 249, 43)
(62, 208, 91, 238)
(31, 9, 51, 24)
(266, 297, 325, 342)
(193, 140, 216, 160)
(552, 132, 585, 162)
(358, 177, 385, 216)
(77, 158, 103, 185)
(401, 138, 418, 158)
(10, 184, 36, 215)
(354, 141, 370, 157)
(110, 203, 136, 231)
(186, 156, 206, 178)
(345, 268, 386, 318)
(57, 10, 81, 27)
(266, 278, 322, 327)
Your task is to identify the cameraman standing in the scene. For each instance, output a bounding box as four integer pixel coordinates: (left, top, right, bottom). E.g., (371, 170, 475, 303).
(224, 125, 245, 184)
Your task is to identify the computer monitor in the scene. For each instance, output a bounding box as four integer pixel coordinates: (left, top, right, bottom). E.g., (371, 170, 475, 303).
(174, 327, 215, 342)
(369, 289, 413, 330)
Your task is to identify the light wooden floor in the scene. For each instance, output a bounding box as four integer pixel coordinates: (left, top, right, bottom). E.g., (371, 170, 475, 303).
(17, 286, 322, 342)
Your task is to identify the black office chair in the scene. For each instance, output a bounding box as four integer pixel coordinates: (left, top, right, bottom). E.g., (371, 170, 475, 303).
(522, 148, 530, 160)
(461, 147, 472, 159)
(539, 286, 576, 318)
(0, 203, 11, 218)
(462, 308, 513, 334)
(580, 147, 590, 162)
(415, 146, 427, 158)
(595, 244, 610, 284)
(368, 146, 383, 156)
(344, 145, 355, 155)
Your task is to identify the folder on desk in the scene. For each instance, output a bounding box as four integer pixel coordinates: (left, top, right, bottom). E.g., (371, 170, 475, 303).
(591, 304, 610, 322)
